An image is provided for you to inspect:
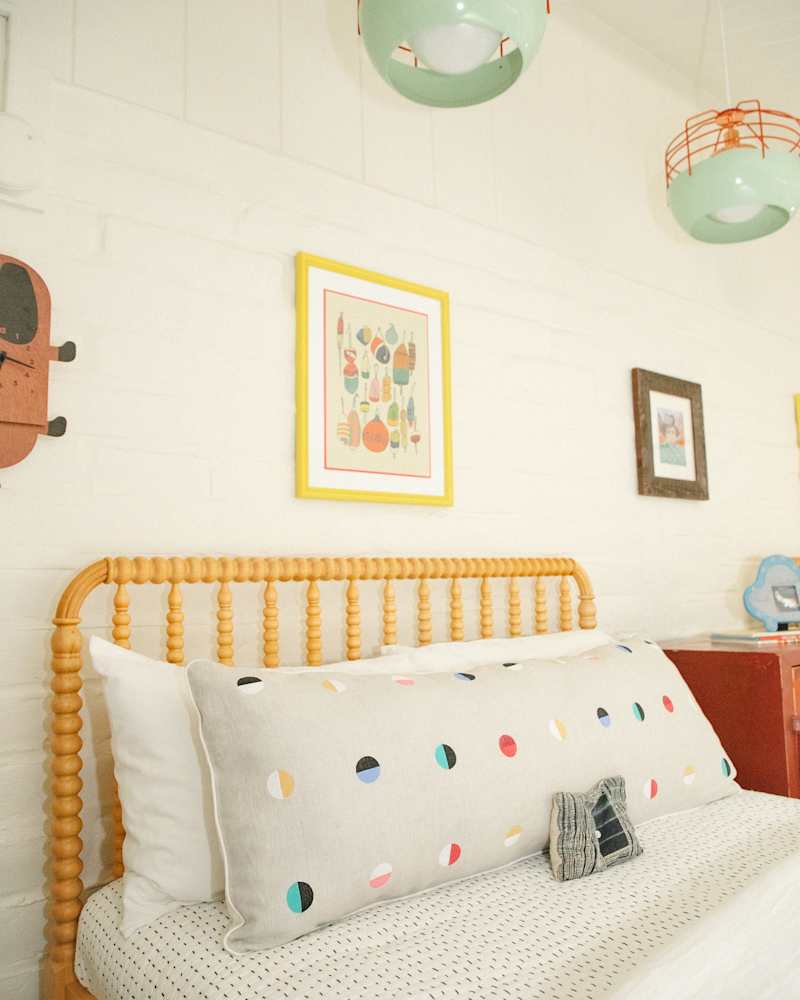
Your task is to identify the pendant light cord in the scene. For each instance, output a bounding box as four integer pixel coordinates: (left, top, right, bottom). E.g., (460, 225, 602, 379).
(718, 0, 733, 107)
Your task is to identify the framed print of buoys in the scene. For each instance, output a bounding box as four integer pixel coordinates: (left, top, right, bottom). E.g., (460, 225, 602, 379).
(296, 253, 453, 506)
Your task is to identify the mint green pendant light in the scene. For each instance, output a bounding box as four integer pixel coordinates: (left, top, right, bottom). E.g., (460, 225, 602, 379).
(665, 0, 800, 244)
(359, 0, 548, 108)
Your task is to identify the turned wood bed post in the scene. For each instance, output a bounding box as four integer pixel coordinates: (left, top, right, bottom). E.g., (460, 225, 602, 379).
(48, 560, 108, 1000)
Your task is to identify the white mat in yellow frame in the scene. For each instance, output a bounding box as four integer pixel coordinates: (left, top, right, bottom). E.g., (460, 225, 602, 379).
(296, 252, 453, 505)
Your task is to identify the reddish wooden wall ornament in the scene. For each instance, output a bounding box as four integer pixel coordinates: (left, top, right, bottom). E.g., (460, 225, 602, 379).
(0, 254, 75, 469)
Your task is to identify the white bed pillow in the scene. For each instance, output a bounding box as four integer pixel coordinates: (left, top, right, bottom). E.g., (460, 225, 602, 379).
(382, 628, 613, 667)
(89, 637, 428, 935)
(187, 637, 737, 953)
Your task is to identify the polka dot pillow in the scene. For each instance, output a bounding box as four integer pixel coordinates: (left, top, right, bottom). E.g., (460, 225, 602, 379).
(186, 638, 738, 953)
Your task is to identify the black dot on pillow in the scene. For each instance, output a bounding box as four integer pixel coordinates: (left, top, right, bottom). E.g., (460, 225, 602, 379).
(356, 756, 381, 783)
(286, 881, 314, 913)
(236, 676, 264, 696)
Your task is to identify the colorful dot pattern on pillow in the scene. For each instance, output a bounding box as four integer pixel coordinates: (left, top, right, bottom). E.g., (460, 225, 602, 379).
(355, 756, 381, 784)
(187, 637, 739, 953)
(435, 744, 457, 770)
(286, 881, 314, 914)
(499, 734, 518, 757)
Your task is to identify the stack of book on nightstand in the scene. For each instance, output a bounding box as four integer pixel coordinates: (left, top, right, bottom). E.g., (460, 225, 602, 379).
(711, 629, 800, 644)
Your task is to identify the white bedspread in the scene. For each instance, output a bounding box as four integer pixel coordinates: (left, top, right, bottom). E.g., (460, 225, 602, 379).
(76, 790, 800, 1000)
(614, 848, 799, 999)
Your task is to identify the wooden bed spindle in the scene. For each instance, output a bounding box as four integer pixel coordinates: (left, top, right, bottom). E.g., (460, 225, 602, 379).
(49, 618, 85, 982)
(263, 581, 279, 668)
(166, 583, 184, 665)
(110, 582, 130, 878)
(559, 576, 573, 631)
(418, 579, 432, 646)
(449, 579, 464, 641)
(480, 578, 493, 638)
(306, 580, 322, 666)
(534, 577, 548, 634)
(382, 580, 397, 647)
(346, 579, 361, 661)
(508, 578, 522, 637)
(112, 583, 131, 649)
(216, 581, 234, 666)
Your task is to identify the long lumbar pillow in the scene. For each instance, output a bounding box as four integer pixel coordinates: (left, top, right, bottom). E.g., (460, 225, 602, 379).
(381, 629, 613, 668)
(90, 628, 609, 934)
(187, 638, 738, 953)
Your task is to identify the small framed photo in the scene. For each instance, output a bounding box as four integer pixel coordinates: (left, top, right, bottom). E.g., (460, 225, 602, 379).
(631, 368, 709, 500)
(296, 253, 453, 506)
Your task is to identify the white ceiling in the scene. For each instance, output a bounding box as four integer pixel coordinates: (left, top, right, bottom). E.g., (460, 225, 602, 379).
(573, 0, 800, 112)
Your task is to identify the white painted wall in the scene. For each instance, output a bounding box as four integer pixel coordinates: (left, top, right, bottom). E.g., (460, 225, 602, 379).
(2, 1, 800, 996)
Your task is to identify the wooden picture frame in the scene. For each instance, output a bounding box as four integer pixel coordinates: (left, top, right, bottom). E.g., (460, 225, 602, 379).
(632, 368, 709, 500)
(296, 252, 453, 506)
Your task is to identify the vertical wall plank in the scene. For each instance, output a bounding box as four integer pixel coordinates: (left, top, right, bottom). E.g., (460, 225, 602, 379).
(186, 0, 280, 149)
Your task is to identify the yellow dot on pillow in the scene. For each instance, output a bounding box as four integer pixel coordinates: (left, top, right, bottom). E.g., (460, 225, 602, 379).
(504, 825, 523, 847)
(548, 719, 568, 742)
(323, 678, 347, 694)
(267, 769, 295, 800)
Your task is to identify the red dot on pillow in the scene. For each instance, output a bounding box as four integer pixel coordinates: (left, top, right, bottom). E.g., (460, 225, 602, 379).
(498, 734, 517, 758)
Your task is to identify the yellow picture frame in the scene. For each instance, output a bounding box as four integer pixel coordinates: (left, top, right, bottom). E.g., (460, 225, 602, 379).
(296, 252, 453, 506)
(795, 395, 800, 447)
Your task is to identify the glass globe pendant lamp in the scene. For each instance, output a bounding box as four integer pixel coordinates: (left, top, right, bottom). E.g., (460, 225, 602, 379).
(665, 101, 800, 244)
(359, 0, 549, 108)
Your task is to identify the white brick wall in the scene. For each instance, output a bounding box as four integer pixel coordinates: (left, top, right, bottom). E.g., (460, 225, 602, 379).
(2, 2, 800, 996)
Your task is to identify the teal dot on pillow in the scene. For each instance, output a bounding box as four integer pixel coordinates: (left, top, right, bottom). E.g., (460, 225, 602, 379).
(632, 702, 645, 722)
(435, 743, 457, 769)
(286, 881, 313, 914)
(722, 758, 732, 778)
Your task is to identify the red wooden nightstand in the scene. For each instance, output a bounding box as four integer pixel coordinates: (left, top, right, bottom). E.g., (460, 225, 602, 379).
(663, 638, 800, 798)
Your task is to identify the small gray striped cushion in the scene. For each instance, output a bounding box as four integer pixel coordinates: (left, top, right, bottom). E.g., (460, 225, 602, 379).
(550, 776, 642, 881)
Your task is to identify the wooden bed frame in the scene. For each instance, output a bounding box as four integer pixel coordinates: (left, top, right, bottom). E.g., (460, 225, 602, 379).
(44, 554, 596, 1000)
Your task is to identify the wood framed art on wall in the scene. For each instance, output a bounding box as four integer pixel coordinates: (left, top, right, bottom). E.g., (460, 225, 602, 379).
(296, 252, 453, 505)
(632, 368, 709, 500)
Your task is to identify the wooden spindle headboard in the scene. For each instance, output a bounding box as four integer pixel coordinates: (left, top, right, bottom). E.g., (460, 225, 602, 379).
(46, 554, 596, 1000)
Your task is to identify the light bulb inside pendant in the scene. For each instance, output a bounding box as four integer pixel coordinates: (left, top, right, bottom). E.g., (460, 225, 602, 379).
(410, 22, 502, 76)
(709, 203, 766, 224)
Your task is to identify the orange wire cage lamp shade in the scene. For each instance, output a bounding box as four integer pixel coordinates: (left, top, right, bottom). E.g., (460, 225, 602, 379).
(665, 100, 800, 244)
